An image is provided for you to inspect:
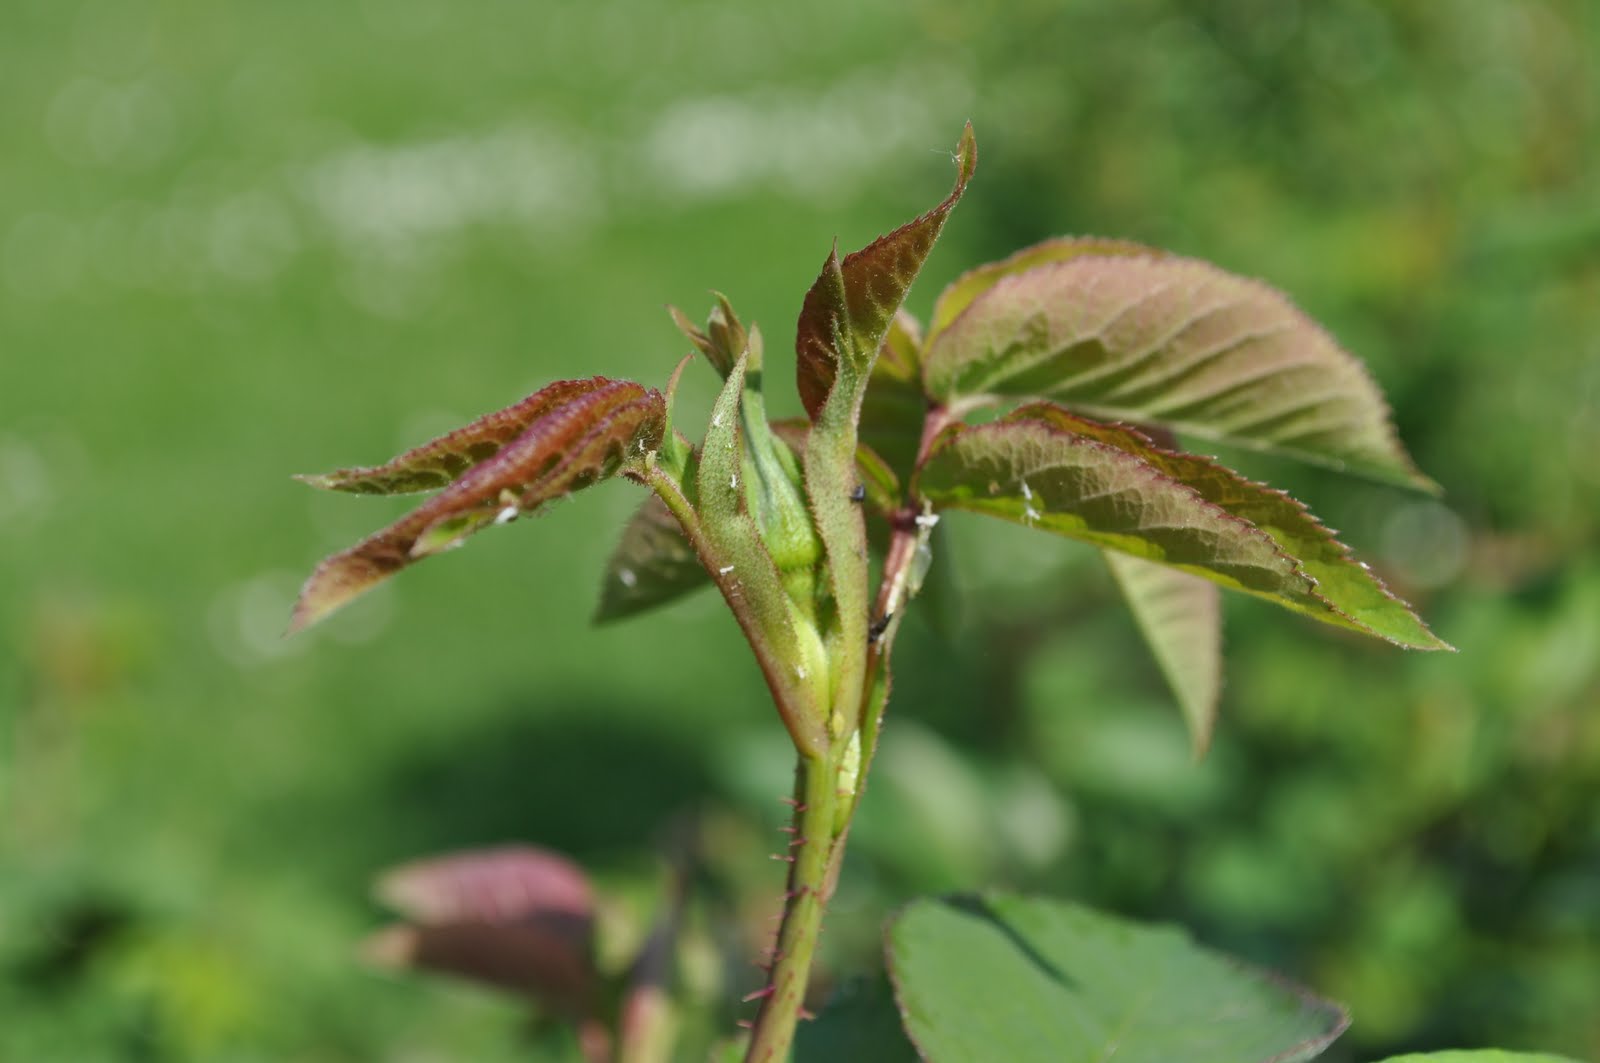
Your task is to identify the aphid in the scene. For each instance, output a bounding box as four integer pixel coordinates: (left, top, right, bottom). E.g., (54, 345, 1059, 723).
(849, 483, 866, 503)
(494, 505, 519, 525)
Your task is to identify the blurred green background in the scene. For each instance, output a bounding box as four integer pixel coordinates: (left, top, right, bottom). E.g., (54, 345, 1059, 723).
(3, 1, 1597, 1059)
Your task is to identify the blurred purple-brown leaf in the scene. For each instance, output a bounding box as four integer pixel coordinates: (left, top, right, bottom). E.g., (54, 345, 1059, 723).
(367, 845, 597, 1014)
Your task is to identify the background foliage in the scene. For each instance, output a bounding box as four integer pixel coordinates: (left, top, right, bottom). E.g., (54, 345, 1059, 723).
(2, 1, 1596, 1059)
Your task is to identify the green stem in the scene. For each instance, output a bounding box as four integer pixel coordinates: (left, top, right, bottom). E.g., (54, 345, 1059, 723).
(744, 751, 846, 1062)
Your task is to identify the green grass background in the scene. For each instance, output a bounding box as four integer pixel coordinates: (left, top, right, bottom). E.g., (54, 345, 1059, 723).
(3, 1, 1598, 1059)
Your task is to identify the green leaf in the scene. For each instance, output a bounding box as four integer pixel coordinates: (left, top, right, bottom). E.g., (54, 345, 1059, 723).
(1103, 551, 1222, 755)
(886, 894, 1348, 1063)
(1375, 1054, 1584, 1063)
(794, 974, 920, 1063)
(921, 244, 1437, 491)
(916, 406, 1449, 650)
(290, 378, 664, 634)
(295, 377, 628, 495)
(593, 493, 710, 623)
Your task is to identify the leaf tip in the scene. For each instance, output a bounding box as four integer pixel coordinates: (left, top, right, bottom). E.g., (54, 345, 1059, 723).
(954, 121, 977, 184)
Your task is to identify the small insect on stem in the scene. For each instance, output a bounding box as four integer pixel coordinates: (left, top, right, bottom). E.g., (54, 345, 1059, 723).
(868, 610, 894, 644)
(849, 483, 866, 503)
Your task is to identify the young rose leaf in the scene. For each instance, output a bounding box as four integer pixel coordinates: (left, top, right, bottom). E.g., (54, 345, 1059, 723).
(1103, 551, 1222, 755)
(296, 377, 623, 495)
(887, 894, 1348, 1063)
(799, 124, 974, 729)
(914, 410, 1448, 649)
(594, 493, 711, 623)
(795, 124, 976, 421)
(916, 417, 1311, 607)
(926, 236, 1158, 345)
(1014, 403, 1449, 650)
(921, 249, 1437, 491)
(668, 293, 746, 380)
(290, 378, 664, 634)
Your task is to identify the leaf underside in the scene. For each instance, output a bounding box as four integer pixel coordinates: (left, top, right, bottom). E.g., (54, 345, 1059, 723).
(290, 377, 664, 634)
(921, 244, 1437, 491)
(593, 493, 711, 623)
(915, 406, 1447, 649)
(1103, 551, 1223, 755)
(887, 894, 1348, 1063)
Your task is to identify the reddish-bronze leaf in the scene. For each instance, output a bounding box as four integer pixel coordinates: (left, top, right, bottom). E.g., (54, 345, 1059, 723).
(290, 378, 664, 634)
(922, 247, 1436, 491)
(296, 377, 620, 495)
(795, 123, 976, 421)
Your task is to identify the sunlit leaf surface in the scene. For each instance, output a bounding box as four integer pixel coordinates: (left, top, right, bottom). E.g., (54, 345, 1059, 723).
(915, 407, 1448, 648)
(922, 247, 1436, 490)
(296, 377, 625, 495)
(291, 378, 664, 633)
(888, 894, 1348, 1063)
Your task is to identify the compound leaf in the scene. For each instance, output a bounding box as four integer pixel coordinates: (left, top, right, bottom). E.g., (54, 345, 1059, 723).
(291, 378, 664, 633)
(922, 247, 1436, 491)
